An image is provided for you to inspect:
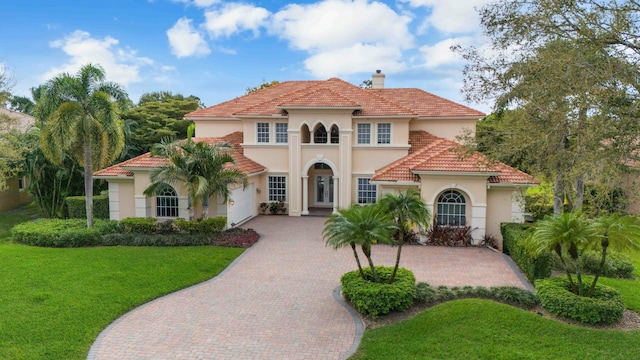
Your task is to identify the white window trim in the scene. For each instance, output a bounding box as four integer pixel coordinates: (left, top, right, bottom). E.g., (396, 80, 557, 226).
(275, 122, 288, 144)
(377, 123, 392, 145)
(357, 123, 371, 145)
(356, 177, 377, 204)
(257, 122, 270, 143)
(267, 175, 287, 202)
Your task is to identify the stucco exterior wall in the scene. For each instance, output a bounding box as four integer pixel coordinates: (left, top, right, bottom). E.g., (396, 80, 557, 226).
(244, 146, 289, 172)
(352, 147, 408, 173)
(108, 180, 135, 220)
(193, 120, 242, 138)
(0, 177, 31, 212)
(410, 118, 477, 141)
(485, 187, 516, 250)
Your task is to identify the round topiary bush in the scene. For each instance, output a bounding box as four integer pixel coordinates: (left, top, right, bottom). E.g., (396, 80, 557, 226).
(535, 277, 624, 325)
(341, 266, 416, 317)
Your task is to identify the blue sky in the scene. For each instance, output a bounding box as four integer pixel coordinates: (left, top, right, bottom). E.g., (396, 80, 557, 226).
(1, 0, 493, 112)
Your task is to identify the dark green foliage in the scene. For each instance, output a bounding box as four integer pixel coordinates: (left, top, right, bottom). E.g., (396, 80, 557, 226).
(501, 222, 553, 281)
(341, 267, 416, 317)
(11, 219, 120, 247)
(536, 277, 624, 325)
(175, 217, 227, 234)
(102, 233, 211, 246)
(65, 195, 109, 219)
(156, 220, 177, 234)
(120, 217, 157, 234)
(525, 183, 554, 221)
(425, 222, 473, 246)
(578, 251, 635, 279)
(582, 183, 627, 217)
(413, 282, 539, 309)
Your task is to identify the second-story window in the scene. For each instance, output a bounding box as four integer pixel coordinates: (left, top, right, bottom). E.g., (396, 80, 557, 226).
(377, 123, 391, 144)
(276, 123, 288, 143)
(330, 125, 339, 144)
(257, 123, 270, 143)
(314, 125, 328, 143)
(357, 123, 371, 144)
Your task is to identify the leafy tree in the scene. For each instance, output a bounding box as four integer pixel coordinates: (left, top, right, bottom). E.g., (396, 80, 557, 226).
(121, 91, 201, 158)
(324, 204, 396, 282)
(359, 79, 372, 89)
(245, 80, 279, 94)
(144, 125, 247, 220)
(35, 64, 127, 227)
(0, 64, 13, 105)
(8, 96, 35, 115)
(378, 189, 430, 283)
(0, 114, 22, 190)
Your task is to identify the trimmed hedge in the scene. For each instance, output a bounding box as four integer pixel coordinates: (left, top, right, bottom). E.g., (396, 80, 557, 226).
(102, 233, 211, 246)
(341, 266, 416, 317)
(501, 223, 553, 282)
(11, 219, 120, 247)
(120, 217, 157, 234)
(65, 195, 109, 219)
(414, 283, 539, 309)
(175, 217, 226, 234)
(580, 251, 635, 279)
(535, 277, 624, 325)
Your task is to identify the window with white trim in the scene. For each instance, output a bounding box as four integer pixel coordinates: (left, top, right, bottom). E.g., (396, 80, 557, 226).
(357, 123, 371, 144)
(436, 190, 467, 226)
(268, 176, 287, 202)
(357, 178, 377, 204)
(275, 123, 288, 143)
(156, 185, 179, 217)
(377, 123, 391, 144)
(257, 123, 270, 143)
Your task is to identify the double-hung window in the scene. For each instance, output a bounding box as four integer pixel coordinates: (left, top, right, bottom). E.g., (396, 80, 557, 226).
(268, 176, 287, 202)
(377, 123, 391, 144)
(257, 123, 270, 143)
(357, 123, 371, 144)
(156, 185, 179, 218)
(275, 123, 288, 143)
(357, 178, 377, 204)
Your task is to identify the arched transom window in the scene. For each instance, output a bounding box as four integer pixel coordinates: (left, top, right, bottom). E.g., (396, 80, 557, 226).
(156, 185, 179, 217)
(436, 190, 466, 226)
(314, 124, 328, 143)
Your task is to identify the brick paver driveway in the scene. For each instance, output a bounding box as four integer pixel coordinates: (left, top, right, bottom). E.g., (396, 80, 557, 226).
(88, 216, 531, 360)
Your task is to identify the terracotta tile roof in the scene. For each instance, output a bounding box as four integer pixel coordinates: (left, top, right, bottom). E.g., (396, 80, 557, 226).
(0, 108, 36, 133)
(94, 132, 266, 178)
(185, 77, 481, 118)
(372, 131, 537, 185)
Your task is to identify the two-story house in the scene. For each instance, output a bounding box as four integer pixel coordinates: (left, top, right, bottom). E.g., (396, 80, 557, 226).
(95, 72, 536, 247)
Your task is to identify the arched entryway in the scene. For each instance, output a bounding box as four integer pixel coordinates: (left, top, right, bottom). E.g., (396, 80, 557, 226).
(301, 159, 339, 215)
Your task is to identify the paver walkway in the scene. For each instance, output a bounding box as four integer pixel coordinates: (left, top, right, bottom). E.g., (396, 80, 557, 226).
(88, 216, 531, 360)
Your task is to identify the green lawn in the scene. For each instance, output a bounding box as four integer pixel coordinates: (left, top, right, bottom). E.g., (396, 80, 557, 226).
(0, 205, 244, 360)
(351, 299, 640, 360)
(0, 203, 40, 243)
(352, 249, 640, 360)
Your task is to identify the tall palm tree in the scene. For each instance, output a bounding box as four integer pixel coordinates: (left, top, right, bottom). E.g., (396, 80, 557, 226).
(530, 212, 597, 296)
(588, 214, 640, 296)
(324, 204, 396, 282)
(379, 189, 431, 283)
(144, 126, 247, 220)
(36, 64, 127, 227)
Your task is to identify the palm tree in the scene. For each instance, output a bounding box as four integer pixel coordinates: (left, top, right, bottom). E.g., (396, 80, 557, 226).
(530, 212, 597, 296)
(36, 64, 127, 227)
(379, 189, 431, 283)
(588, 214, 640, 296)
(144, 125, 247, 220)
(324, 204, 396, 282)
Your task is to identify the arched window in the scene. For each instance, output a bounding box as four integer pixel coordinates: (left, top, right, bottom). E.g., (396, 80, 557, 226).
(156, 185, 179, 217)
(314, 124, 327, 143)
(436, 190, 466, 226)
(301, 124, 311, 144)
(330, 125, 339, 144)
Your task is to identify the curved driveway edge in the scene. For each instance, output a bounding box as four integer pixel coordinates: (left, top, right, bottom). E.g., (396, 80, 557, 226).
(88, 216, 532, 360)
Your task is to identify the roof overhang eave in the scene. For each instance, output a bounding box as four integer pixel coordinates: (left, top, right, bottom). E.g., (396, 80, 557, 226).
(276, 106, 362, 111)
(93, 175, 133, 180)
(412, 170, 500, 177)
(370, 180, 420, 186)
(416, 115, 484, 121)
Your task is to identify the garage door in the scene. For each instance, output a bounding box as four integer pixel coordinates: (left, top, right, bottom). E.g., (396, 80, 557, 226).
(227, 184, 254, 227)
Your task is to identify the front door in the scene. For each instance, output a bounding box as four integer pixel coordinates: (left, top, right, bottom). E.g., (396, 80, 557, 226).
(314, 175, 334, 207)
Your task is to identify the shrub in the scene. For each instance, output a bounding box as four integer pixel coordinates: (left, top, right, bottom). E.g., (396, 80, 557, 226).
(102, 233, 211, 246)
(156, 220, 176, 234)
(415, 282, 437, 304)
(120, 217, 157, 234)
(490, 286, 539, 309)
(65, 195, 109, 219)
(425, 222, 473, 247)
(175, 217, 227, 234)
(535, 277, 624, 325)
(213, 228, 260, 248)
(12, 219, 120, 247)
(414, 283, 538, 309)
(269, 200, 287, 215)
(341, 267, 416, 317)
(501, 222, 552, 282)
(579, 251, 635, 279)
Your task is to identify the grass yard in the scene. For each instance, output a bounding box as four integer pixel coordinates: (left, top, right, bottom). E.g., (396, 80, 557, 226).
(0, 206, 244, 359)
(0, 203, 40, 243)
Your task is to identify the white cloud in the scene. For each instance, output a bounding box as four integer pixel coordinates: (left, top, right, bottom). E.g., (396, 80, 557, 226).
(42, 30, 150, 86)
(304, 43, 405, 77)
(203, 3, 270, 38)
(403, 0, 493, 33)
(171, 0, 219, 7)
(419, 37, 472, 68)
(167, 17, 211, 57)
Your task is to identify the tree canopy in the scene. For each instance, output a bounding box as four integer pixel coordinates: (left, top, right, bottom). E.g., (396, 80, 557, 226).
(245, 80, 279, 94)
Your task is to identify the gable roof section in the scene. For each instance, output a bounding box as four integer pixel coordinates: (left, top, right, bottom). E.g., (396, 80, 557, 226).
(94, 132, 265, 178)
(372, 131, 537, 185)
(186, 78, 484, 119)
(0, 108, 36, 133)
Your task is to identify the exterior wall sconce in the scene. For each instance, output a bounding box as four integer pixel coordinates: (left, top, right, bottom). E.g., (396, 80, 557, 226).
(256, 188, 261, 194)
(228, 199, 235, 206)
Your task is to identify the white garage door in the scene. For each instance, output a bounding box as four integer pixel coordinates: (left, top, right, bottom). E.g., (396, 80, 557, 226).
(227, 184, 254, 227)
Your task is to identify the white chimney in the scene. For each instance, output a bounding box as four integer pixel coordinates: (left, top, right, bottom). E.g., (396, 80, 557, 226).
(372, 69, 385, 89)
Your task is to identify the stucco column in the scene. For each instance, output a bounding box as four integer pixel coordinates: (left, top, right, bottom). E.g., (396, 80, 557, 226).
(332, 176, 339, 213)
(301, 176, 309, 215)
